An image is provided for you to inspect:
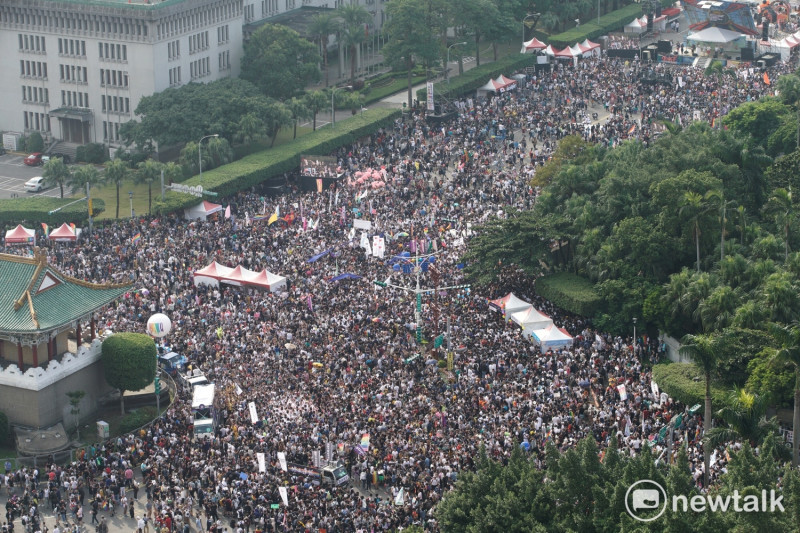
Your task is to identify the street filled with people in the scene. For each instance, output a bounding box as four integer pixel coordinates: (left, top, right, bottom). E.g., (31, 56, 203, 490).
(0, 54, 789, 532)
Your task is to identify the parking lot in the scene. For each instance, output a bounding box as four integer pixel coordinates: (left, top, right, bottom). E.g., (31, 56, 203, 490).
(0, 152, 63, 199)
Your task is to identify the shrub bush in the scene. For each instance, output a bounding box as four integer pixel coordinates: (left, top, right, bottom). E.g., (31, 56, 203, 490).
(27, 132, 44, 153)
(76, 143, 109, 164)
(152, 107, 401, 215)
(535, 272, 601, 317)
(651, 363, 730, 409)
(118, 406, 158, 435)
(0, 197, 105, 225)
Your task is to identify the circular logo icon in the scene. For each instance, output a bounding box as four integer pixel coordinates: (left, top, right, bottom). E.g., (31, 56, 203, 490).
(625, 479, 667, 522)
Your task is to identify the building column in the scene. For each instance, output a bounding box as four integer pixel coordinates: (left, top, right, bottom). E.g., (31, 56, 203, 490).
(90, 317, 96, 341)
(32, 344, 38, 368)
(17, 342, 23, 369)
(47, 336, 54, 361)
(76, 322, 82, 346)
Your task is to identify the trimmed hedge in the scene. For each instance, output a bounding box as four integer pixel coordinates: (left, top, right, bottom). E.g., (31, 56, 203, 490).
(651, 363, 730, 409)
(416, 53, 537, 103)
(0, 197, 105, 226)
(152, 107, 401, 214)
(118, 406, 158, 435)
(535, 272, 601, 317)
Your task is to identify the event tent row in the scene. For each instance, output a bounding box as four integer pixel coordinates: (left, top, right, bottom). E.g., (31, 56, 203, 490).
(489, 292, 573, 349)
(193, 261, 287, 292)
(4, 224, 35, 245)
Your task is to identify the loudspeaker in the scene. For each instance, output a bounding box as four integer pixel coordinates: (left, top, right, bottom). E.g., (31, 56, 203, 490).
(741, 47, 754, 61)
(657, 40, 672, 53)
(647, 13, 653, 33)
(762, 21, 769, 41)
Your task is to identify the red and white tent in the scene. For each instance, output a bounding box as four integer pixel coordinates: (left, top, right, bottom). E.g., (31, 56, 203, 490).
(47, 223, 77, 242)
(553, 46, 581, 58)
(4, 224, 35, 245)
(488, 292, 532, 316)
(184, 200, 223, 220)
(579, 39, 602, 57)
(193, 261, 287, 292)
(521, 37, 547, 53)
(477, 75, 518, 95)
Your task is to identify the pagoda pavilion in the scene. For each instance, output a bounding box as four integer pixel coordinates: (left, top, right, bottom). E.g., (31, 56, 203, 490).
(0, 248, 130, 428)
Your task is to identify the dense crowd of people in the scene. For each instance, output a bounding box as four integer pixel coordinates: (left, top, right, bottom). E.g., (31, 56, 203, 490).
(0, 52, 789, 532)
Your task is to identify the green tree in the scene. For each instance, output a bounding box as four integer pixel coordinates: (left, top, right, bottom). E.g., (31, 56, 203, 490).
(135, 159, 164, 215)
(236, 113, 264, 145)
(101, 332, 157, 414)
(335, 4, 372, 87)
(770, 321, 800, 467)
(382, 0, 440, 110)
(104, 158, 129, 219)
(26, 131, 44, 153)
(261, 101, 293, 148)
(454, 0, 500, 67)
(308, 12, 338, 88)
(704, 387, 780, 449)
(67, 165, 102, 202)
(241, 24, 319, 100)
(42, 157, 72, 198)
(302, 91, 329, 131)
(680, 333, 726, 489)
(680, 190, 720, 273)
(765, 188, 797, 261)
(66, 390, 86, 440)
(286, 97, 310, 140)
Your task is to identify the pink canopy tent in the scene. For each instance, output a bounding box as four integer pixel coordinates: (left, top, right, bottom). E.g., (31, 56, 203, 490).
(184, 200, 223, 220)
(4, 224, 35, 245)
(553, 46, 580, 58)
(521, 37, 547, 53)
(193, 261, 287, 292)
(47, 223, 77, 242)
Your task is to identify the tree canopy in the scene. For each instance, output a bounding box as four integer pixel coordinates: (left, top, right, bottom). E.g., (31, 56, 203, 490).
(101, 332, 157, 414)
(240, 23, 320, 100)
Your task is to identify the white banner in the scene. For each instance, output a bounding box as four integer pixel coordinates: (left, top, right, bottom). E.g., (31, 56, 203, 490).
(248, 401, 259, 424)
(235, 384, 242, 396)
(257, 453, 266, 473)
(312, 450, 320, 467)
(426, 82, 435, 111)
(394, 488, 405, 506)
(617, 384, 628, 401)
(372, 236, 385, 258)
(360, 231, 370, 249)
(651, 380, 659, 396)
(277, 451, 288, 472)
(278, 486, 289, 507)
(353, 219, 372, 230)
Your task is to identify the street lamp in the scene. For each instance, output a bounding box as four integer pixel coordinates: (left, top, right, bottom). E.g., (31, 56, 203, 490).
(128, 191, 134, 218)
(522, 14, 539, 48)
(446, 42, 467, 86)
(331, 86, 351, 129)
(633, 317, 638, 356)
(198, 133, 219, 180)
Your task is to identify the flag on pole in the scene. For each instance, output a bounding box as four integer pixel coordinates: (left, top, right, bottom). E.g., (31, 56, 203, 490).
(131, 232, 142, 244)
(627, 123, 636, 135)
(267, 213, 278, 225)
(763, 71, 771, 85)
(225, 205, 231, 219)
(41, 223, 49, 237)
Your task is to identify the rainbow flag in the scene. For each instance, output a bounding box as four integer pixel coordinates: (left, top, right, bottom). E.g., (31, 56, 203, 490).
(131, 232, 141, 244)
(360, 433, 370, 450)
(627, 124, 636, 135)
(41, 223, 49, 237)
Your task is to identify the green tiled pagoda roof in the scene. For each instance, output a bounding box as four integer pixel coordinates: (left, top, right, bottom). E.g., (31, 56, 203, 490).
(0, 253, 130, 334)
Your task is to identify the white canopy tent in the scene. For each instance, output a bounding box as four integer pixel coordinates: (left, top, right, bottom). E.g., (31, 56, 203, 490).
(489, 292, 534, 316)
(687, 26, 744, 44)
(528, 324, 574, 350)
(510, 307, 553, 330)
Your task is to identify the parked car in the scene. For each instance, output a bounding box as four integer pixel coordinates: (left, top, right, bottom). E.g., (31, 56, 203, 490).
(24, 152, 43, 166)
(24, 176, 46, 192)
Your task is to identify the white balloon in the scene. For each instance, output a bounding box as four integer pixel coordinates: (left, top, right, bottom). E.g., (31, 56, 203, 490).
(146, 313, 172, 338)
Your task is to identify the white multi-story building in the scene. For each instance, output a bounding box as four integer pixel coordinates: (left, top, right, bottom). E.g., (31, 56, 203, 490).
(0, 0, 386, 153)
(0, 0, 245, 151)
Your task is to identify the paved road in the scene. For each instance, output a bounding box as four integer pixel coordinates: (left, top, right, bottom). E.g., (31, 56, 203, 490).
(0, 154, 60, 200)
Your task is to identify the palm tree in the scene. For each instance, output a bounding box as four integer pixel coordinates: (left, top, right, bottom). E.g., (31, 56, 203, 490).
(308, 12, 337, 87)
(765, 188, 796, 261)
(705, 387, 780, 448)
(302, 91, 329, 131)
(770, 321, 800, 467)
(286, 97, 310, 140)
(236, 113, 264, 146)
(680, 333, 725, 489)
(136, 159, 164, 215)
(68, 165, 102, 196)
(680, 190, 720, 272)
(336, 4, 372, 86)
(42, 157, 72, 198)
(104, 159, 130, 219)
